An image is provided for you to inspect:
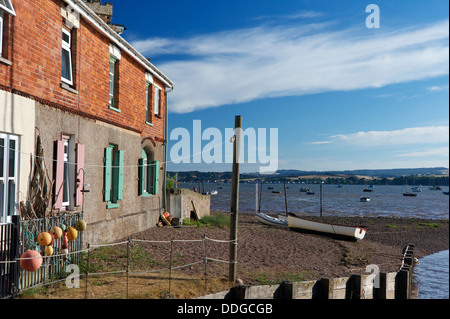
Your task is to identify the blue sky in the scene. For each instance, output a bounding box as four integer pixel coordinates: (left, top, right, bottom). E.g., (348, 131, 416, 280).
(111, 0, 449, 173)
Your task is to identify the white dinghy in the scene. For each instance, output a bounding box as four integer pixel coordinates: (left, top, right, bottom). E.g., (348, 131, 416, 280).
(287, 213, 366, 241)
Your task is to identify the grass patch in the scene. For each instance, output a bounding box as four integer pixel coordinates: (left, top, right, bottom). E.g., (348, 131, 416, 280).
(416, 222, 442, 229)
(183, 212, 230, 228)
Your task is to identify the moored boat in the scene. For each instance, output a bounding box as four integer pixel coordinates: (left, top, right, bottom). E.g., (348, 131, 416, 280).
(256, 212, 288, 227)
(287, 213, 366, 241)
(403, 192, 418, 197)
(360, 196, 370, 202)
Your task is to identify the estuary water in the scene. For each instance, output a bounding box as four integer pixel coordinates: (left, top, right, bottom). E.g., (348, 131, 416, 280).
(182, 182, 449, 220)
(181, 182, 449, 299)
(415, 250, 449, 299)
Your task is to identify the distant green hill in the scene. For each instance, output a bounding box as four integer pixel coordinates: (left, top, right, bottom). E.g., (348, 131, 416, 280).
(169, 167, 449, 186)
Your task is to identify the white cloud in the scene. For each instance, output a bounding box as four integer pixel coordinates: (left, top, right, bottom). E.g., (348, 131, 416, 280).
(133, 20, 449, 113)
(426, 84, 449, 92)
(395, 147, 449, 158)
(310, 126, 449, 147)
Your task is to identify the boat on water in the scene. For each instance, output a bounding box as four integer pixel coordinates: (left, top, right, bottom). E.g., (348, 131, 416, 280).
(299, 187, 309, 192)
(403, 192, 418, 197)
(360, 196, 370, 202)
(443, 191, 449, 195)
(306, 191, 315, 195)
(429, 186, 442, 190)
(207, 190, 218, 195)
(272, 191, 282, 194)
(255, 212, 288, 227)
(411, 186, 422, 192)
(363, 185, 374, 192)
(287, 213, 366, 241)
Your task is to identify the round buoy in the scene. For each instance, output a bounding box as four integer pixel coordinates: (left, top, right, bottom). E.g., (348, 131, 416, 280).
(20, 250, 43, 272)
(45, 245, 54, 256)
(50, 226, 63, 239)
(37, 232, 52, 246)
(75, 220, 87, 232)
(67, 227, 78, 242)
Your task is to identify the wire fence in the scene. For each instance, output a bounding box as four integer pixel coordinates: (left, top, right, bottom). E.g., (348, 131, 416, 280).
(3, 234, 236, 299)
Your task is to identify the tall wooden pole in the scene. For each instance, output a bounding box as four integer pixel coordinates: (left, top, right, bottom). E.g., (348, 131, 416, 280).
(320, 183, 323, 218)
(229, 115, 242, 283)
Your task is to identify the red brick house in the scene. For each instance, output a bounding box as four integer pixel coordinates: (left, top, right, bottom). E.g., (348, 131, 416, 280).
(0, 0, 174, 244)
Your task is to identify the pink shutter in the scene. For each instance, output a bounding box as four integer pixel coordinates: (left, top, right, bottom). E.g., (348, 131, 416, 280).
(75, 143, 85, 207)
(54, 140, 65, 210)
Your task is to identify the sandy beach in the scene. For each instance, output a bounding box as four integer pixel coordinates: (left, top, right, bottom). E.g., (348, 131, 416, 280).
(129, 211, 449, 284)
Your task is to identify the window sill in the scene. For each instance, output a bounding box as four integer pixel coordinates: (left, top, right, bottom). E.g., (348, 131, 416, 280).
(60, 83, 78, 94)
(109, 106, 122, 113)
(106, 202, 120, 209)
(154, 114, 162, 119)
(140, 193, 153, 197)
(145, 121, 154, 127)
(0, 56, 12, 66)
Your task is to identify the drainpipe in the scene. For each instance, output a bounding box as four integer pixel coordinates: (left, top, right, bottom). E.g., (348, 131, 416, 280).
(163, 87, 174, 212)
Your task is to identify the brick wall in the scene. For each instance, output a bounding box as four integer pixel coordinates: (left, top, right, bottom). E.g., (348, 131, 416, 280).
(0, 0, 167, 140)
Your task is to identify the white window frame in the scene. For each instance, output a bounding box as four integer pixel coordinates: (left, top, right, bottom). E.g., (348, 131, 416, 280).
(61, 28, 73, 85)
(0, 133, 19, 224)
(109, 56, 117, 109)
(0, 0, 16, 58)
(0, 0, 16, 16)
(0, 11, 4, 57)
(154, 84, 161, 116)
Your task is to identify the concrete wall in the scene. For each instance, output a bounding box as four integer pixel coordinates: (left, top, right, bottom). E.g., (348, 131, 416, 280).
(36, 104, 165, 244)
(167, 188, 210, 222)
(0, 90, 35, 208)
(198, 272, 399, 299)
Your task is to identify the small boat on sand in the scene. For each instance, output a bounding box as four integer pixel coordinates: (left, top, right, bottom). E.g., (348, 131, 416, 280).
(287, 213, 366, 241)
(256, 212, 288, 227)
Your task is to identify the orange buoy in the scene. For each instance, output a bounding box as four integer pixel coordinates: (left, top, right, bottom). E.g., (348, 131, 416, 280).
(50, 226, 63, 239)
(37, 232, 52, 246)
(20, 250, 43, 272)
(67, 227, 78, 242)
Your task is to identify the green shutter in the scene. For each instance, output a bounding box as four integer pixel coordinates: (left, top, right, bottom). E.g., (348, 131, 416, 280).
(103, 147, 112, 202)
(138, 158, 144, 196)
(117, 150, 124, 200)
(152, 160, 159, 195)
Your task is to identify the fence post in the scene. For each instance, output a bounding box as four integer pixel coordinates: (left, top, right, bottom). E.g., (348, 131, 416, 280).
(280, 281, 294, 299)
(11, 215, 21, 298)
(313, 277, 330, 299)
(349, 274, 362, 299)
(396, 269, 410, 299)
(373, 272, 387, 299)
(85, 243, 90, 299)
(234, 285, 249, 299)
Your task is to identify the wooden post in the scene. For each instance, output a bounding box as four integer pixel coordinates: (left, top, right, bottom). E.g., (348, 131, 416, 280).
(283, 181, 288, 216)
(313, 277, 330, 299)
(349, 274, 362, 299)
(320, 183, 323, 217)
(280, 281, 294, 299)
(229, 115, 242, 283)
(374, 272, 387, 299)
(396, 269, 410, 299)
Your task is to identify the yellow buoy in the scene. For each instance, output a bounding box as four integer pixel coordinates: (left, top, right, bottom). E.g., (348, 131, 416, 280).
(37, 232, 52, 246)
(45, 245, 54, 256)
(50, 226, 63, 239)
(67, 227, 78, 242)
(75, 220, 87, 232)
